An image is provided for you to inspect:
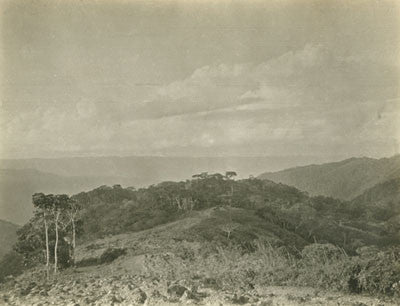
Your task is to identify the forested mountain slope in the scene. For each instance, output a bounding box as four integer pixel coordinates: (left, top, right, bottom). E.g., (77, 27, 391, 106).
(46, 175, 400, 253)
(349, 177, 400, 224)
(258, 155, 400, 200)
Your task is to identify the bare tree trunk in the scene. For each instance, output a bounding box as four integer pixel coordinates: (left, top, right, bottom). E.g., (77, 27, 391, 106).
(72, 219, 76, 266)
(44, 212, 49, 280)
(54, 211, 60, 275)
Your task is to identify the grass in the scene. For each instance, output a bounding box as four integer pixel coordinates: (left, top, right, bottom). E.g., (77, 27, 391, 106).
(143, 238, 400, 297)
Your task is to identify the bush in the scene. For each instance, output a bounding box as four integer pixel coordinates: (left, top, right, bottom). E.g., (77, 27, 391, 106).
(76, 248, 127, 267)
(295, 244, 352, 291)
(353, 246, 400, 295)
(99, 248, 127, 264)
(76, 256, 99, 267)
(291, 244, 400, 296)
(141, 239, 400, 297)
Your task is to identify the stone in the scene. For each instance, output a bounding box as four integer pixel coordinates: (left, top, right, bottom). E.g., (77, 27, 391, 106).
(167, 284, 188, 299)
(130, 288, 147, 304)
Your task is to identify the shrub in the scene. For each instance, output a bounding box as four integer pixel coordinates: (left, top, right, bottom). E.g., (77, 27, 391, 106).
(99, 248, 127, 264)
(354, 246, 400, 295)
(76, 248, 127, 267)
(76, 256, 99, 267)
(296, 244, 352, 291)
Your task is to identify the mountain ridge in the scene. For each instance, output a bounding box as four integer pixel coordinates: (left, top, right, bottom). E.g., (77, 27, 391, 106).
(258, 154, 400, 200)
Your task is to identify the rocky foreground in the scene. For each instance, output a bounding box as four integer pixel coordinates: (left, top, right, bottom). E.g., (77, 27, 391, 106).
(1, 268, 399, 306)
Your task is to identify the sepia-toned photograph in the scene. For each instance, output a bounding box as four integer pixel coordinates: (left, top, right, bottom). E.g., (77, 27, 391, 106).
(1, 0, 400, 305)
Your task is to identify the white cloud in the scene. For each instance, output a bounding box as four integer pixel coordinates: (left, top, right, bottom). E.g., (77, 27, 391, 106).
(1, 43, 399, 158)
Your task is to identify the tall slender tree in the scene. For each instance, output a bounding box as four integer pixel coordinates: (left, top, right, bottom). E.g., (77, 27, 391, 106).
(52, 194, 69, 274)
(32, 193, 54, 279)
(65, 197, 81, 266)
(225, 171, 237, 206)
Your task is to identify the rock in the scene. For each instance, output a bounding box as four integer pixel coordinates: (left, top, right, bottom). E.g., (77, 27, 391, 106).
(258, 300, 273, 306)
(181, 289, 208, 303)
(231, 294, 250, 305)
(110, 294, 124, 304)
(130, 288, 147, 304)
(202, 277, 220, 290)
(167, 284, 189, 299)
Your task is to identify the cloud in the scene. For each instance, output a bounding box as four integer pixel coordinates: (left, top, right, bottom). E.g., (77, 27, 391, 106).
(1, 43, 399, 158)
(94, 44, 331, 121)
(116, 43, 398, 121)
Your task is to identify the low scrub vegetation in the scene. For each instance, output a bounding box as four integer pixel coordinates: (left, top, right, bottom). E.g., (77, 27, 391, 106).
(76, 247, 127, 267)
(147, 241, 400, 297)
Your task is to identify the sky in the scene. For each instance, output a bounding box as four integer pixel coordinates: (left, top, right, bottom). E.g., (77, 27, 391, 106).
(1, 0, 399, 159)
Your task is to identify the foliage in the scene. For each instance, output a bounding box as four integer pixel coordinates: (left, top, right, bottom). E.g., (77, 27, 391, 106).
(13, 215, 45, 268)
(14, 193, 83, 277)
(99, 248, 127, 264)
(76, 248, 127, 267)
(63, 174, 400, 255)
(353, 246, 400, 295)
(145, 240, 400, 296)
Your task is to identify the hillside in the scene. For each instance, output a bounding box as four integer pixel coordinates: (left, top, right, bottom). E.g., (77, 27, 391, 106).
(0, 220, 19, 259)
(258, 155, 400, 200)
(352, 177, 400, 206)
(1, 174, 400, 304)
(349, 177, 400, 222)
(2, 207, 399, 305)
(15, 175, 399, 258)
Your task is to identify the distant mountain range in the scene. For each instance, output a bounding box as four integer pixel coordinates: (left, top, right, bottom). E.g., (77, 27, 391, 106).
(0, 155, 338, 224)
(0, 168, 126, 225)
(258, 155, 400, 200)
(0, 220, 19, 259)
(1, 155, 338, 182)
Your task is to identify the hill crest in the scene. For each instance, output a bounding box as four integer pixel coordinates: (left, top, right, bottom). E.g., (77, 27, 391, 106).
(258, 154, 400, 200)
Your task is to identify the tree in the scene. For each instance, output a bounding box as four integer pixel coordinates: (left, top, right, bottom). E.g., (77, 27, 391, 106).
(225, 171, 237, 180)
(14, 214, 46, 269)
(32, 193, 53, 279)
(52, 194, 69, 274)
(65, 198, 81, 266)
(192, 172, 209, 180)
(225, 171, 237, 206)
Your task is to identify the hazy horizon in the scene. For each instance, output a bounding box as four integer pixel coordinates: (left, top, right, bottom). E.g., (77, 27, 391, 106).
(0, 152, 397, 162)
(1, 0, 399, 160)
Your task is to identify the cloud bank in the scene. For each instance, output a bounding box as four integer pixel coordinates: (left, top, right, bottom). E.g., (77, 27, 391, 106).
(2, 43, 399, 158)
